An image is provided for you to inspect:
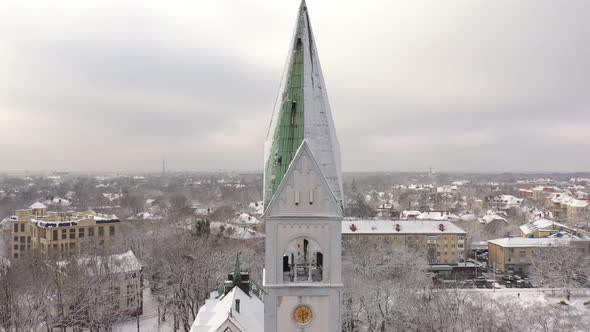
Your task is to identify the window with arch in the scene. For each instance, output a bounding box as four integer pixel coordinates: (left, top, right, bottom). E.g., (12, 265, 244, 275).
(282, 237, 323, 283)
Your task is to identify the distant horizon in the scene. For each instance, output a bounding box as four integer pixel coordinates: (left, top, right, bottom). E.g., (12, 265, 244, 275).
(2, 1, 589, 172)
(2, 169, 590, 176)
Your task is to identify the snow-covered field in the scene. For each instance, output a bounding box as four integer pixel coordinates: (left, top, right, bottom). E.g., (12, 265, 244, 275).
(469, 287, 590, 313)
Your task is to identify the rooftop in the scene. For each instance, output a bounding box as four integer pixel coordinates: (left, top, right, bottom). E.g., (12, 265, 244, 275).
(488, 237, 571, 248)
(29, 202, 47, 209)
(342, 219, 466, 235)
(190, 286, 263, 332)
(59, 250, 141, 275)
(29, 209, 119, 228)
(519, 218, 574, 236)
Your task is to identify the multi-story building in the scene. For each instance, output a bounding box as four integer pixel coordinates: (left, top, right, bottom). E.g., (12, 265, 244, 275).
(488, 195, 523, 210)
(487, 237, 590, 274)
(52, 250, 143, 323)
(8, 202, 119, 258)
(342, 219, 467, 264)
(545, 193, 588, 222)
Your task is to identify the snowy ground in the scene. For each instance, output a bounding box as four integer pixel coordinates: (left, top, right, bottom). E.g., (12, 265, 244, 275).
(113, 287, 173, 332)
(466, 287, 590, 312)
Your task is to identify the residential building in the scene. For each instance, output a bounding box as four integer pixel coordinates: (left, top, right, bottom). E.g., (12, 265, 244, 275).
(8, 203, 119, 259)
(567, 199, 588, 222)
(477, 212, 508, 225)
(545, 193, 589, 221)
(53, 251, 143, 321)
(487, 237, 590, 274)
(342, 219, 467, 264)
(489, 195, 523, 210)
(531, 186, 559, 201)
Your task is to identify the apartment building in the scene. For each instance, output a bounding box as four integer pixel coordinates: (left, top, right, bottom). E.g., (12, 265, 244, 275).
(8, 202, 119, 258)
(342, 219, 467, 264)
(488, 237, 590, 274)
(545, 193, 589, 221)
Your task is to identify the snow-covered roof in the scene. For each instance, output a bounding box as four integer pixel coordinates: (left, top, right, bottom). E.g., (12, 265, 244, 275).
(548, 193, 588, 208)
(478, 214, 508, 225)
(234, 212, 260, 224)
(210, 222, 263, 240)
(547, 231, 581, 239)
(437, 185, 458, 193)
(63, 250, 142, 275)
(127, 212, 163, 220)
(569, 199, 588, 208)
(401, 210, 421, 218)
(417, 211, 459, 221)
(519, 219, 573, 236)
(31, 210, 119, 228)
(1, 215, 18, 223)
(488, 237, 571, 248)
(342, 219, 466, 235)
(29, 202, 47, 209)
(190, 286, 263, 332)
(493, 195, 523, 206)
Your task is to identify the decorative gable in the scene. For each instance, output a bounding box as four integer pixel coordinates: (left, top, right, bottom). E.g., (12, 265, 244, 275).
(264, 141, 343, 218)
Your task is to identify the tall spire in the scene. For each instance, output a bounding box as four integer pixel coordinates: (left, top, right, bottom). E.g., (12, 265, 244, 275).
(264, 0, 343, 211)
(232, 252, 242, 286)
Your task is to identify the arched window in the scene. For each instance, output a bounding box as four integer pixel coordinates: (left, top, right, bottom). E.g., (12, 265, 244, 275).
(282, 237, 323, 283)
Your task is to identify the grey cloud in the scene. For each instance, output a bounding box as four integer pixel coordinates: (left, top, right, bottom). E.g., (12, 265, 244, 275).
(1, 0, 589, 172)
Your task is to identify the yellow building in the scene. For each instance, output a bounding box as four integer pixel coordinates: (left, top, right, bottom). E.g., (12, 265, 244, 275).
(9, 202, 119, 259)
(487, 237, 590, 274)
(342, 219, 467, 264)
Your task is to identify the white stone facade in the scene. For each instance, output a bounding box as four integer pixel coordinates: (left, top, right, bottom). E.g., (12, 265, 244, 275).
(264, 143, 343, 332)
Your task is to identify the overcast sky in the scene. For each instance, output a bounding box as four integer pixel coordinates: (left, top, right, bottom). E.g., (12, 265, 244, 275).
(1, 0, 589, 173)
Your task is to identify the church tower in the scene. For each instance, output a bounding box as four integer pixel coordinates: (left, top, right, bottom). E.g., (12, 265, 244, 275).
(263, 1, 344, 331)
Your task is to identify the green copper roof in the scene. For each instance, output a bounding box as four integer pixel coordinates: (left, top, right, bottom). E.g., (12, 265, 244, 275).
(232, 252, 242, 286)
(263, 1, 344, 212)
(264, 9, 306, 207)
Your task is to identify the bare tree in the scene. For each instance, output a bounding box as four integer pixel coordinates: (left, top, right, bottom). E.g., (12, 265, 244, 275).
(529, 245, 590, 301)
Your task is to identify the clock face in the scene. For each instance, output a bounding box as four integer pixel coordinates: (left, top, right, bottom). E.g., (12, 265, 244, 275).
(293, 305, 313, 326)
